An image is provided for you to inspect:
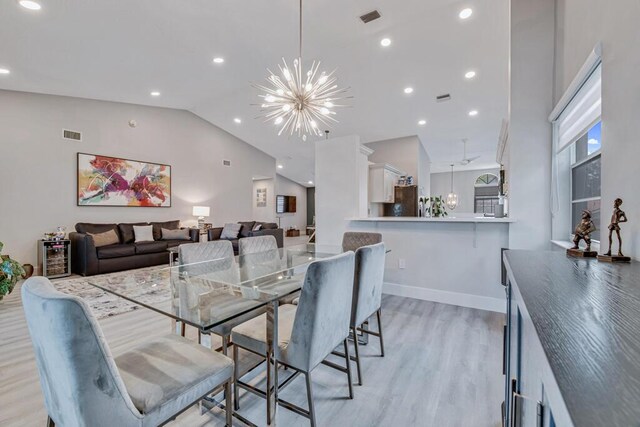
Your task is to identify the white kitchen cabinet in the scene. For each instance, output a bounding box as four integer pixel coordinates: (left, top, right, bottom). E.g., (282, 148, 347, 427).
(369, 163, 402, 203)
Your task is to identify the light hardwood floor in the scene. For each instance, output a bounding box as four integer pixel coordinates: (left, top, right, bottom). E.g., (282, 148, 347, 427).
(0, 280, 504, 427)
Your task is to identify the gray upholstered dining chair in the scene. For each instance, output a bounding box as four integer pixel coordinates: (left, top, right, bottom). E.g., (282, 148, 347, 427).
(346, 242, 386, 385)
(238, 235, 301, 304)
(179, 240, 247, 354)
(22, 276, 234, 427)
(231, 252, 356, 427)
(341, 231, 382, 252)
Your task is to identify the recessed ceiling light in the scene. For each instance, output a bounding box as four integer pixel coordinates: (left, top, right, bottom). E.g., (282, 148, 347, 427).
(380, 38, 391, 47)
(234, 118, 242, 124)
(308, 180, 313, 185)
(459, 8, 473, 19)
(150, 91, 161, 97)
(213, 57, 225, 64)
(0, 68, 10, 75)
(19, 0, 41, 10)
(404, 87, 414, 94)
(418, 119, 427, 126)
(465, 70, 476, 79)
(277, 164, 284, 169)
(468, 110, 479, 117)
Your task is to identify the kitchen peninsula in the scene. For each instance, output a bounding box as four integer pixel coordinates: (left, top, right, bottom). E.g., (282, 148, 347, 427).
(347, 216, 514, 313)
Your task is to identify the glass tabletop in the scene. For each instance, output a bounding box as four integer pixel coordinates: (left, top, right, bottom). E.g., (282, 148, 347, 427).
(87, 243, 342, 330)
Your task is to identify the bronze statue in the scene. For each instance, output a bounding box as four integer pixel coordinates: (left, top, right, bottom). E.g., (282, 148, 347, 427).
(605, 198, 628, 257)
(572, 210, 596, 252)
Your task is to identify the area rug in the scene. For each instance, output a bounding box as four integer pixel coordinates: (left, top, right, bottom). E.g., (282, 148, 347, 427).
(51, 265, 171, 320)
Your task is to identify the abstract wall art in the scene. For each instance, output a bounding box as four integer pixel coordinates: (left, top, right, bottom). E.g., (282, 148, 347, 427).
(77, 153, 171, 207)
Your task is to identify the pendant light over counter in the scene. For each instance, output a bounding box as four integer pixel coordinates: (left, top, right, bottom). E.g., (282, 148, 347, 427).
(446, 164, 458, 210)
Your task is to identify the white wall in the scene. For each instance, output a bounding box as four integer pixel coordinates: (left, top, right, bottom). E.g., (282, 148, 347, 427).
(417, 142, 431, 198)
(0, 90, 275, 265)
(275, 174, 307, 231)
(430, 168, 499, 214)
(555, 0, 640, 259)
(366, 136, 418, 181)
(315, 135, 369, 246)
(252, 178, 276, 223)
(508, 0, 555, 250)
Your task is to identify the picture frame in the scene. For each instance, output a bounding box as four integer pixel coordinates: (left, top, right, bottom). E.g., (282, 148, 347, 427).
(256, 187, 267, 207)
(77, 152, 171, 207)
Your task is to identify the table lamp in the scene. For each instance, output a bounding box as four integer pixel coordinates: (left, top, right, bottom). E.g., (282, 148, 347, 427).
(192, 206, 210, 230)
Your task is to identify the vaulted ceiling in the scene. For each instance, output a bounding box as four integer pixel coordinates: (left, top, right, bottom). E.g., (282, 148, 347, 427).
(0, 0, 508, 184)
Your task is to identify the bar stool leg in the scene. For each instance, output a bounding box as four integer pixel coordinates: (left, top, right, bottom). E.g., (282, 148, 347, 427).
(352, 327, 363, 386)
(343, 339, 354, 399)
(305, 372, 317, 427)
(377, 309, 385, 357)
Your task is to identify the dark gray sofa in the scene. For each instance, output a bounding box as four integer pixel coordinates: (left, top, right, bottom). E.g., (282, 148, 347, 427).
(70, 220, 199, 276)
(207, 221, 283, 254)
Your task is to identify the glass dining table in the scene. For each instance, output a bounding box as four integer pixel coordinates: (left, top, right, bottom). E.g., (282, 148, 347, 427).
(87, 243, 343, 425)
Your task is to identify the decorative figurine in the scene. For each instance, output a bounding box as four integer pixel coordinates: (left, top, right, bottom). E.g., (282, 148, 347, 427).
(567, 210, 597, 257)
(597, 198, 631, 263)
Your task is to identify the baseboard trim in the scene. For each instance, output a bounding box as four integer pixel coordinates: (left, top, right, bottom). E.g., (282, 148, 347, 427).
(383, 282, 506, 313)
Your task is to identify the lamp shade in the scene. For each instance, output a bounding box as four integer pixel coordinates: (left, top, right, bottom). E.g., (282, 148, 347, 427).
(192, 206, 210, 217)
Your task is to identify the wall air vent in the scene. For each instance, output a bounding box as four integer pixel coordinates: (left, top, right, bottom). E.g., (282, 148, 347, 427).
(223, 159, 231, 166)
(360, 10, 381, 23)
(63, 129, 82, 141)
(436, 94, 452, 103)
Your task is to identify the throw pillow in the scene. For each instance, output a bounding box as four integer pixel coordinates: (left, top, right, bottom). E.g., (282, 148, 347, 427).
(133, 225, 154, 243)
(220, 223, 242, 239)
(252, 223, 262, 231)
(88, 229, 119, 247)
(161, 228, 191, 241)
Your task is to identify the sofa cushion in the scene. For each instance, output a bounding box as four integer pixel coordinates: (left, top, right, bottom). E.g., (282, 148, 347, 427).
(133, 225, 155, 243)
(135, 241, 168, 254)
(88, 229, 120, 248)
(118, 222, 149, 244)
(151, 220, 180, 241)
(161, 228, 191, 241)
(75, 223, 121, 242)
(257, 222, 278, 230)
(221, 223, 242, 239)
(238, 221, 256, 238)
(97, 244, 136, 259)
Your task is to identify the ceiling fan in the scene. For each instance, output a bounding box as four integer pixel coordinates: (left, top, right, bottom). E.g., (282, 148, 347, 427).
(458, 139, 481, 165)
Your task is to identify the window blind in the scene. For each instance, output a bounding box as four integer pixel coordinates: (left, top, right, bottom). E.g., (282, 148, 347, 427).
(554, 65, 602, 153)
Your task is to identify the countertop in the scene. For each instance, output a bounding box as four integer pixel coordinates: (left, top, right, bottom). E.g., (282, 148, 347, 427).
(347, 216, 515, 223)
(504, 250, 640, 426)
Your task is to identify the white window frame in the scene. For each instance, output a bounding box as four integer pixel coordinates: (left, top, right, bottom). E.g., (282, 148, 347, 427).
(549, 44, 602, 245)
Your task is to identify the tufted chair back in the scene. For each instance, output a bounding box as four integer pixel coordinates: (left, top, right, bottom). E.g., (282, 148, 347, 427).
(342, 232, 382, 252)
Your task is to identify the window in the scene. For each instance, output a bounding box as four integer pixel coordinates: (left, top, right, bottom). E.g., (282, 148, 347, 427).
(570, 121, 601, 241)
(550, 57, 601, 244)
(474, 173, 500, 214)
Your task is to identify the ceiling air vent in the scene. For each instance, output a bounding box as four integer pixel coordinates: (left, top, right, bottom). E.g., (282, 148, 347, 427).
(360, 10, 381, 24)
(223, 159, 231, 166)
(63, 129, 82, 141)
(436, 94, 452, 103)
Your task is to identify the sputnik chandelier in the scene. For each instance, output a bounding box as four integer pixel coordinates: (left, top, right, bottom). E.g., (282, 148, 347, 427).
(253, 0, 350, 140)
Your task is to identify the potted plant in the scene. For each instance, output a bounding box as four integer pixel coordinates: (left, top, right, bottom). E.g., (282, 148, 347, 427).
(425, 196, 448, 218)
(0, 242, 25, 301)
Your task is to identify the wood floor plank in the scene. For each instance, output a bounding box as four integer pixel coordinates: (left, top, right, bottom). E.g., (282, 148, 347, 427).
(0, 281, 504, 426)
